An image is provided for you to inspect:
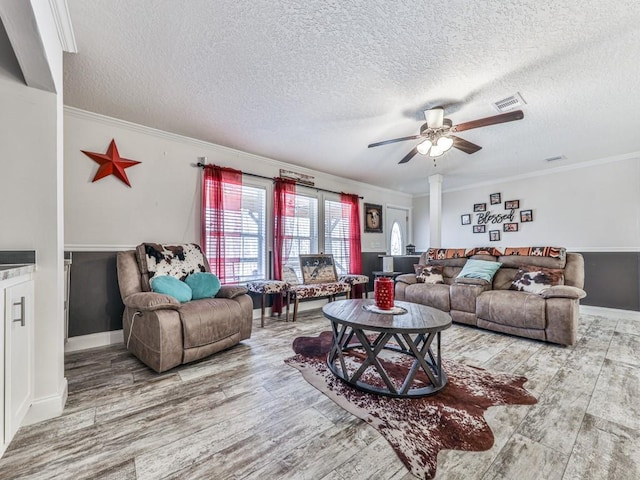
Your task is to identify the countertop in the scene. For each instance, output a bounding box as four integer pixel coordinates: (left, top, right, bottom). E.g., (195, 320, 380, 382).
(0, 264, 36, 282)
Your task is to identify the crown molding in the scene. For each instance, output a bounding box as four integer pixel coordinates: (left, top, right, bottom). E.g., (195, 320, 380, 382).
(63, 106, 413, 200)
(49, 0, 77, 53)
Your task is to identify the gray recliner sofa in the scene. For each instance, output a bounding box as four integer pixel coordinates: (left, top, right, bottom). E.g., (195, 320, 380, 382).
(116, 243, 253, 372)
(395, 247, 586, 346)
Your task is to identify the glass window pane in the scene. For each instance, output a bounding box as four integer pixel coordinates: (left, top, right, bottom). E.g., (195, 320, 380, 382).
(390, 221, 402, 256)
(203, 181, 266, 283)
(324, 199, 349, 275)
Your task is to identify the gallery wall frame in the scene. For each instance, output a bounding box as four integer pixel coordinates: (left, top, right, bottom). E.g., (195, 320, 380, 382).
(503, 222, 519, 232)
(520, 210, 533, 222)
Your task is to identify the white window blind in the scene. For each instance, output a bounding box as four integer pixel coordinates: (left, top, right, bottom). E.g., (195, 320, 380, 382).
(282, 193, 318, 283)
(204, 183, 266, 283)
(324, 199, 350, 275)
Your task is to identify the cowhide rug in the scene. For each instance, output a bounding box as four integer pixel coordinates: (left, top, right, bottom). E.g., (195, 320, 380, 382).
(285, 331, 537, 479)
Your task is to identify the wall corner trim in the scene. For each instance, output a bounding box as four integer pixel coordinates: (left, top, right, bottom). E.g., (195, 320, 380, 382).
(22, 377, 68, 426)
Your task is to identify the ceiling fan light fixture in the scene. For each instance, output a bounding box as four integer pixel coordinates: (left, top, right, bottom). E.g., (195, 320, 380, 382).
(436, 135, 454, 151)
(429, 144, 444, 157)
(417, 139, 433, 155)
(425, 108, 444, 128)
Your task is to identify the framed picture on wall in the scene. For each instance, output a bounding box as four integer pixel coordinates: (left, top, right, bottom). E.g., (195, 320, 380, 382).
(503, 222, 519, 232)
(364, 203, 383, 233)
(520, 210, 533, 222)
(490, 193, 501, 205)
(474, 203, 487, 212)
(473, 225, 486, 233)
(504, 200, 520, 210)
(461, 214, 471, 225)
(489, 230, 500, 242)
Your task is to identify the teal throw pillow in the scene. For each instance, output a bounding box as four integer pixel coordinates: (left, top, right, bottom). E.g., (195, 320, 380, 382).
(456, 259, 502, 283)
(185, 272, 221, 299)
(150, 275, 193, 303)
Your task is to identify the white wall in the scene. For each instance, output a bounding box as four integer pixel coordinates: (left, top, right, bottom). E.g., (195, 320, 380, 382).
(433, 156, 640, 251)
(64, 108, 412, 253)
(0, 4, 66, 424)
(412, 194, 430, 251)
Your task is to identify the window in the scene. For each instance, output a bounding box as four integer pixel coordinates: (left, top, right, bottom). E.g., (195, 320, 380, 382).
(324, 199, 350, 275)
(281, 193, 318, 282)
(275, 188, 360, 283)
(203, 182, 266, 283)
(390, 221, 402, 256)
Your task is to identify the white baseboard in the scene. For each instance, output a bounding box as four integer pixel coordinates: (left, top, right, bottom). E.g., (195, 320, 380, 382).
(65, 330, 124, 352)
(22, 378, 68, 427)
(580, 305, 640, 320)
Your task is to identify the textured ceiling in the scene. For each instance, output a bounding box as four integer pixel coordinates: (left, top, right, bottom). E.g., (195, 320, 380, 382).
(63, 0, 640, 195)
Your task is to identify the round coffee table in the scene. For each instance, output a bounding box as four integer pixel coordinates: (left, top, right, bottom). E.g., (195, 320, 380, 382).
(322, 299, 452, 398)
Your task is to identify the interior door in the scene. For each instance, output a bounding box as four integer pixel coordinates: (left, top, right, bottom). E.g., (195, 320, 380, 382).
(386, 206, 409, 255)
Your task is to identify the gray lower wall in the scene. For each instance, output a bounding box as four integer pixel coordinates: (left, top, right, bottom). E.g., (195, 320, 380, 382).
(580, 252, 640, 311)
(68, 251, 124, 336)
(67, 250, 640, 337)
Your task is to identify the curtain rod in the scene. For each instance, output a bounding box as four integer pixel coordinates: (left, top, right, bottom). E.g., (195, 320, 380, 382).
(195, 162, 363, 199)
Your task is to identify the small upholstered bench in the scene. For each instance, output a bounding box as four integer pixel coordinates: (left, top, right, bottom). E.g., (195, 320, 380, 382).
(286, 281, 351, 322)
(283, 254, 353, 322)
(339, 274, 369, 299)
(246, 280, 289, 327)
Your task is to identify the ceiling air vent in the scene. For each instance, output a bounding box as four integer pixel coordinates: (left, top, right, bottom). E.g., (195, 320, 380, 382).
(545, 155, 566, 162)
(492, 92, 526, 112)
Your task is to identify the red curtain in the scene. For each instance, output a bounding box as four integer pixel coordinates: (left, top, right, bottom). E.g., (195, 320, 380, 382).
(341, 193, 364, 297)
(201, 164, 242, 283)
(273, 177, 296, 313)
(341, 193, 362, 274)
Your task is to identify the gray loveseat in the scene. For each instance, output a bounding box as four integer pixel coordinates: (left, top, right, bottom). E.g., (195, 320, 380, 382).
(395, 247, 586, 346)
(116, 243, 253, 372)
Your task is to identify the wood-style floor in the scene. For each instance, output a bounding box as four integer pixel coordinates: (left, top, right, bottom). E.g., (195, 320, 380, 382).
(1, 308, 639, 479)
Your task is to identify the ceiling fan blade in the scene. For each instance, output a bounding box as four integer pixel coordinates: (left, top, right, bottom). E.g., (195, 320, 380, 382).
(398, 146, 419, 164)
(451, 135, 482, 154)
(368, 134, 422, 148)
(453, 110, 524, 133)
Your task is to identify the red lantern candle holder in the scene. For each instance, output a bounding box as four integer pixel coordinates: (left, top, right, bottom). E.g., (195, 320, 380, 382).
(374, 277, 395, 310)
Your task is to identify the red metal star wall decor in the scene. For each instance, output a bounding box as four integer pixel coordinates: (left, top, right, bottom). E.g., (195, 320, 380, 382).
(81, 139, 141, 187)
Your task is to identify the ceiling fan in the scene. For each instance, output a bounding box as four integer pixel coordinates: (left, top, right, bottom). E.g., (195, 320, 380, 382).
(368, 107, 524, 164)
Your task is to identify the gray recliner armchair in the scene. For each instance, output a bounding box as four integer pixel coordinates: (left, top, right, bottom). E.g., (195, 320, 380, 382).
(116, 243, 253, 372)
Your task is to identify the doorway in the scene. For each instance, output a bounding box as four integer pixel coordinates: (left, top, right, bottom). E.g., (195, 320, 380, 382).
(386, 205, 410, 255)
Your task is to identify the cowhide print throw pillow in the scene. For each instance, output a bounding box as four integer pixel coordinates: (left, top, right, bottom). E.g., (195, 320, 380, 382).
(414, 264, 444, 284)
(143, 243, 208, 282)
(510, 265, 564, 294)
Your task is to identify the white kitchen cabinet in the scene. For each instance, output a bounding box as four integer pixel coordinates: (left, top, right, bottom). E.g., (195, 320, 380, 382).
(0, 270, 35, 456)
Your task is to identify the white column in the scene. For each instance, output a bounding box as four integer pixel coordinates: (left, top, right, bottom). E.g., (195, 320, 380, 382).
(428, 174, 443, 248)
